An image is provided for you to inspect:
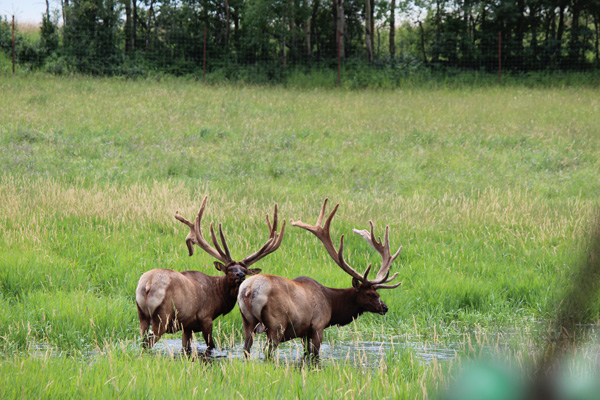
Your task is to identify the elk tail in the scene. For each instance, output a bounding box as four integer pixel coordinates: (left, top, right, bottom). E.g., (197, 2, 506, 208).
(143, 281, 153, 316)
(240, 288, 266, 333)
(238, 285, 251, 317)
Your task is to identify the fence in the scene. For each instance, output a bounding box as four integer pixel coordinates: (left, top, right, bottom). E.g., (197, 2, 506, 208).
(2, 3, 600, 85)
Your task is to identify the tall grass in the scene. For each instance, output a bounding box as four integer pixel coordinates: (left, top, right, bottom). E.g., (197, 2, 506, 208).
(0, 73, 598, 397)
(0, 342, 438, 399)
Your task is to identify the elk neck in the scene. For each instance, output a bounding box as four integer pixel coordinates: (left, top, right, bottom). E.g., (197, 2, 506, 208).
(324, 287, 365, 327)
(210, 274, 241, 318)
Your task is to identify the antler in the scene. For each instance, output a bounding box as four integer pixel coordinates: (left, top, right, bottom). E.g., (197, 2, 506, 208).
(352, 222, 403, 290)
(291, 199, 369, 283)
(174, 196, 233, 264)
(240, 204, 286, 267)
(174, 210, 197, 257)
(176, 196, 285, 268)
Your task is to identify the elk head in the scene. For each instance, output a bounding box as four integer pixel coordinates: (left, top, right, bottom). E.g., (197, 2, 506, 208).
(175, 196, 285, 291)
(291, 199, 402, 314)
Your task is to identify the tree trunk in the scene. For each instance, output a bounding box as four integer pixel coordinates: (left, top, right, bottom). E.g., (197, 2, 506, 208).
(305, 15, 312, 57)
(568, 1, 582, 66)
(145, 0, 154, 50)
(418, 20, 428, 65)
(370, 0, 374, 54)
(132, 0, 137, 50)
(365, 0, 373, 62)
(282, 26, 287, 68)
(61, 0, 69, 26)
(233, 7, 240, 47)
(311, 0, 320, 56)
(125, 0, 132, 52)
(289, 0, 296, 62)
(376, 25, 380, 57)
(530, 7, 538, 69)
(224, 0, 230, 47)
(595, 17, 599, 64)
(515, 0, 525, 69)
(432, 0, 441, 62)
(389, 0, 395, 57)
(334, 0, 345, 59)
(545, 9, 554, 44)
(557, 5, 565, 44)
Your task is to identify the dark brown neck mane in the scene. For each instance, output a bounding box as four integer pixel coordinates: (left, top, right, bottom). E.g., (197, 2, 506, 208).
(210, 275, 240, 319)
(324, 287, 364, 327)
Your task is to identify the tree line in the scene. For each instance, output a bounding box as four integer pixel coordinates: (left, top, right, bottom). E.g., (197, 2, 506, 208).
(2, 0, 599, 76)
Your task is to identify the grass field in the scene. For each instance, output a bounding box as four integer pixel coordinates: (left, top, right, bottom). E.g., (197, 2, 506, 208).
(0, 72, 599, 398)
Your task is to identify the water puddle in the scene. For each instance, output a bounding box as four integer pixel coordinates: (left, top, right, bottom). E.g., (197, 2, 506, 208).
(153, 337, 462, 366)
(25, 325, 599, 369)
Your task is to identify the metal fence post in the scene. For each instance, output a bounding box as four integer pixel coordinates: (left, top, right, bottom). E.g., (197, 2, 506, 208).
(337, 29, 341, 87)
(203, 25, 207, 83)
(12, 15, 15, 75)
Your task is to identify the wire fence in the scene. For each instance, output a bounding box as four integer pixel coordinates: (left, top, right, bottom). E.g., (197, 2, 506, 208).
(2, 2, 600, 86)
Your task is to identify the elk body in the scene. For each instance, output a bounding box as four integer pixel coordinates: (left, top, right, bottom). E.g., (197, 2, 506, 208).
(135, 196, 285, 353)
(238, 199, 402, 358)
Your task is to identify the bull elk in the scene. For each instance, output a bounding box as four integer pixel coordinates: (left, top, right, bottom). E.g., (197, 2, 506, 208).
(238, 199, 402, 359)
(135, 196, 285, 354)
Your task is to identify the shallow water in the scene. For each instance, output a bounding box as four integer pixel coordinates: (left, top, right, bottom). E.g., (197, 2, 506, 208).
(153, 337, 462, 366)
(27, 325, 598, 368)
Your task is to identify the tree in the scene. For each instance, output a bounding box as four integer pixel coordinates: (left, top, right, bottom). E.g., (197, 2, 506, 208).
(40, 13, 60, 60)
(62, 0, 122, 74)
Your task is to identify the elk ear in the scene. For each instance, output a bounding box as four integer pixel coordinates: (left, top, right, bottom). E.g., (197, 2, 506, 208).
(185, 237, 195, 256)
(214, 261, 226, 272)
(247, 268, 262, 276)
(352, 278, 362, 290)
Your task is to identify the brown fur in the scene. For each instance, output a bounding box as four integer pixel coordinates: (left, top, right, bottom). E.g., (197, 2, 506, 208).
(237, 274, 388, 358)
(238, 199, 402, 359)
(136, 196, 284, 354)
(136, 264, 259, 353)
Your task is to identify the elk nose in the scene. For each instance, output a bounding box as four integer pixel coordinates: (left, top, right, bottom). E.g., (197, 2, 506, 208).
(381, 304, 388, 313)
(237, 272, 245, 279)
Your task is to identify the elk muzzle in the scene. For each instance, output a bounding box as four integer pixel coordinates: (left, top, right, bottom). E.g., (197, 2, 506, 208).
(235, 271, 246, 283)
(379, 302, 389, 315)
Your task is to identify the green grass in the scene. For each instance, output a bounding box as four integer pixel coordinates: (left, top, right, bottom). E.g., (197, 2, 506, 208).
(0, 343, 437, 399)
(0, 72, 599, 398)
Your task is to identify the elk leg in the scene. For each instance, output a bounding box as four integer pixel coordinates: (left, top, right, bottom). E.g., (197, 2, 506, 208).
(182, 329, 193, 355)
(136, 304, 151, 348)
(201, 322, 215, 354)
(265, 338, 278, 360)
(308, 330, 322, 361)
(149, 312, 168, 348)
(265, 325, 284, 360)
(302, 336, 310, 358)
(242, 315, 255, 357)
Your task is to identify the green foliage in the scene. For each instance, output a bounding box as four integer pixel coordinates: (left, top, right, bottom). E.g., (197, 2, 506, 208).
(39, 14, 59, 60)
(0, 16, 12, 53)
(0, 17, 41, 68)
(62, 0, 122, 75)
(5, 0, 600, 79)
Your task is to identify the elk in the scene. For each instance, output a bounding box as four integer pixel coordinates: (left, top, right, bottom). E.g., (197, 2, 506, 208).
(238, 199, 402, 359)
(135, 196, 285, 354)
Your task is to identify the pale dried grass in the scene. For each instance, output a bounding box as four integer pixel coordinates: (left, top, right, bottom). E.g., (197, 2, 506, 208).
(16, 21, 40, 35)
(1, 176, 595, 250)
